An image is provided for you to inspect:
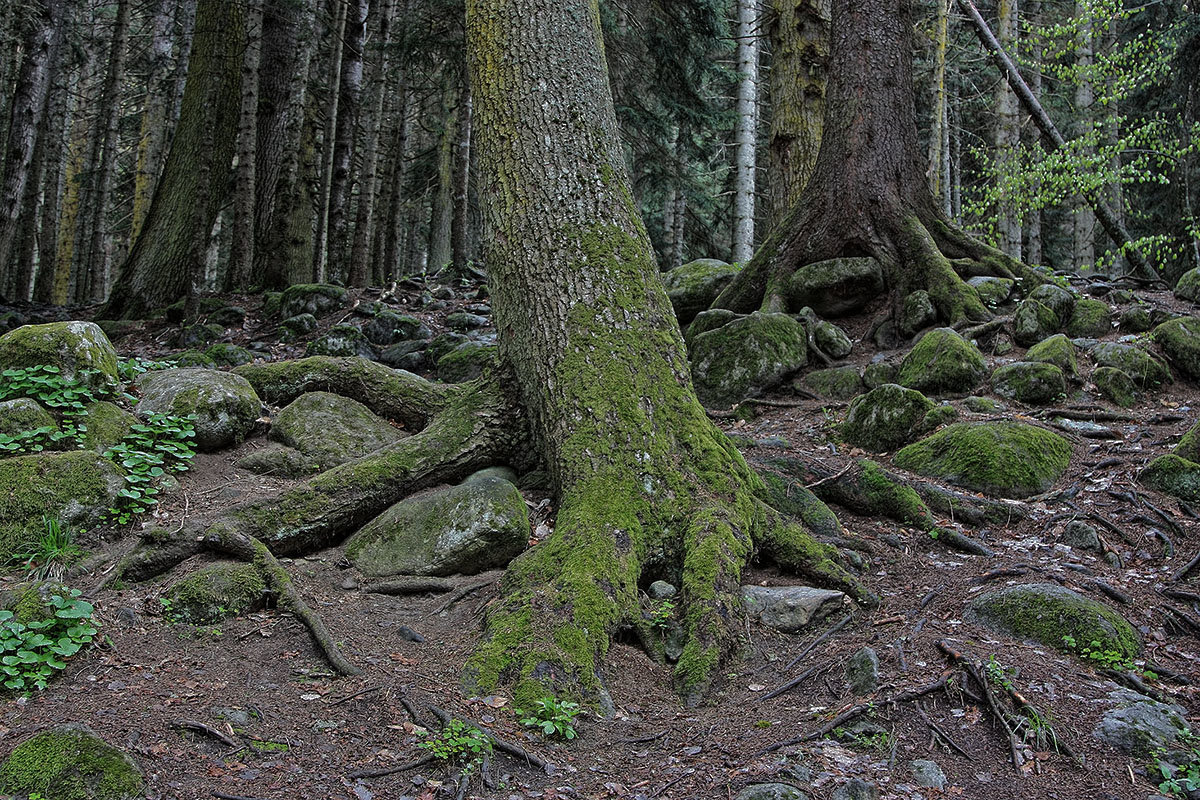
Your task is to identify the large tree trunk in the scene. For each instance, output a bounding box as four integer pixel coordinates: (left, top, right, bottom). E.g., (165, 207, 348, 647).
(228, 0, 264, 291)
(716, 0, 1042, 329)
(994, 0, 1021, 260)
(101, 0, 243, 319)
(325, 0, 368, 283)
(464, 0, 870, 707)
(732, 0, 759, 264)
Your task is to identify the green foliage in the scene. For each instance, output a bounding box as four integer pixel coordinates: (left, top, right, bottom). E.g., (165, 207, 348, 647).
(115, 356, 175, 383)
(648, 598, 675, 630)
(985, 654, 1015, 692)
(0, 425, 78, 456)
(0, 365, 111, 412)
(10, 517, 82, 581)
(0, 589, 98, 692)
(833, 725, 893, 751)
(103, 413, 196, 523)
(417, 719, 492, 773)
(516, 696, 582, 740)
(1062, 634, 1155, 677)
(1157, 730, 1200, 798)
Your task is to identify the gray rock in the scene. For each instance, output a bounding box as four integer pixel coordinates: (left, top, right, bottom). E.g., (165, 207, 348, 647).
(862, 360, 897, 389)
(378, 340, 429, 371)
(840, 383, 934, 452)
(787, 257, 884, 317)
(1061, 520, 1102, 551)
(346, 477, 530, 577)
(685, 308, 740, 345)
(798, 366, 862, 401)
(897, 328, 986, 396)
(910, 759, 946, 790)
(364, 312, 431, 346)
(1028, 283, 1077, 325)
(279, 283, 349, 318)
(397, 625, 425, 643)
(445, 312, 490, 331)
(465, 465, 519, 484)
(1065, 298, 1113, 338)
(236, 444, 320, 477)
(690, 312, 807, 408)
(649, 581, 677, 599)
(278, 313, 318, 341)
(734, 784, 808, 800)
(899, 290, 937, 337)
(990, 361, 1066, 405)
(662, 259, 740, 325)
(0, 397, 56, 437)
(176, 322, 223, 348)
(1093, 688, 1189, 757)
(135, 368, 262, 452)
(741, 585, 845, 633)
(813, 319, 853, 359)
(1026, 334, 1079, 379)
(437, 341, 497, 383)
(845, 647, 880, 695)
(1092, 342, 1171, 388)
(1093, 366, 1139, 407)
(0, 722, 143, 799)
(968, 276, 1015, 307)
(831, 778, 879, 800)
(0, 320, 120, 390)
(204, 343, 255, 367)
(306, 324, 377, 359)
(270, 391, 407, 471)
(1174, 267, 1200, 303)
(970, 582, 1139, 660)
(1154, 316, 1200, 382)
(1013, 299, 1060, 347)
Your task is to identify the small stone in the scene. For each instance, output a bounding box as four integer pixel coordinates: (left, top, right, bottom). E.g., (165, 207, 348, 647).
(734, 784, 808, 800)
(397, 626, 425, 643)
(1061, 520, 1102, 551)
(340, 578, 359, 590)
(741, 585, 845, 633)
(649, 581, 677, 599)
(910, 759, 946, 790)
(845, 647, 880, 695)
(831, 778, 879, 800)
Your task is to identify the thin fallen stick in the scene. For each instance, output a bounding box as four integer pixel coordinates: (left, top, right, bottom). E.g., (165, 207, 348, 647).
(175, 719, 240, 749)
(426, 576, 499, 618)
(331, 685, 383, 706)
(918, 708, 973, 761)
(429, 705, 551, 772)
(1171, 549, 1200, 582)
(760, 661, 832, 702)
(347, 754, 435, 779)
(783, 613, 852, 672)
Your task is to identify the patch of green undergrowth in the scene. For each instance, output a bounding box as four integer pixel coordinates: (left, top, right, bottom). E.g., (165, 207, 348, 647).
(104, 413, 196, 523)
(10, 517, 82, 581)
(1062, 634, 1155, 677)
(0, 589, 98, 692)
(418, 719, 492, 774)
(1157, 730, 1200, 798)
(516, 696, 582, 739)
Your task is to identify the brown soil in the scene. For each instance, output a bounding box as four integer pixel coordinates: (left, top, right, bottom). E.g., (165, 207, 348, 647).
(1, 276, 1198, 800)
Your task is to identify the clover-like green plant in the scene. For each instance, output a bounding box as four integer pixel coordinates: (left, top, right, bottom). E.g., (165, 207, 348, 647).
(0, 589, 99, 692)
(516, 696, 582, 740)
(418, 719, 493, 774)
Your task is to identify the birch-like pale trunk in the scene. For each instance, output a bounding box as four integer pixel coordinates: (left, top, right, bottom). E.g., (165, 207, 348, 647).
(228, 0, 264, 291)
(732, 0, 759, 264)
(994, 0, 1021, 260)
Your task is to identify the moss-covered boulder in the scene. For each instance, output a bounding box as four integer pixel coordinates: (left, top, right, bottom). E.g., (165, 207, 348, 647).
(204, 343, 254, 367)
(969, 582, 1139, 660)
(1119, 304, 1155, 333)
(163, 562, 267, 624)
(840, 384, 935, 452)
(898, 290, 937, 337)
(662, 258, 739, 325)
(1093, 689, 1190, 758)
(269, 391, 406, 471)
(279, 283, 349, 318)
(175, 322, 223, 349)
(278, 313, 319, 342)
(363, 311, 430, 346)
(437, 341, 497, 383)
(79, 401, 136, 451)
(896, 328, 986, 396)
(787, 257, 884, 317)
(798, 366, 862, 400)
(967, 276, 1014, 308)
(689, 312, 807, 408)
(1065, 298, 1112, 338)
(1174, 420, 1200, 464)
(169, 349, 216, 368)
(1153, 316, 1200, 381)
(813, 319, 853, 359)
(135, 368, 261, 452)
(1012, 299, 1059, 347)
(0, 321, 119, 390)
(235, 444, 320, 477)
(1174, 267, 1200, 303)
(0, 451, 124, 562)
(0, 397, 56, 437)
(1091, 342, 1171, 388)
(894, 421, 1070, 498)
(1026, 333, 1079, 378)
(446, 311, 490, 331)
(1027, 283, 1077, 326)
(862, 360, 897, 389)
(0, 723, 143, 800)
(684, 308, 739, 345)
(346, 477, 530, 577)
(1093, 366, 1139, 407)
(1140, 454, 1200, 504)
(922, 403, 957, 429)
(990, 361, 1066, 405)
(306, 324, 376, 359)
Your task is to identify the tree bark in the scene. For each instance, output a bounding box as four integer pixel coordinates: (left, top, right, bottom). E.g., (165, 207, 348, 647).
(131, 0, 179, 242)
(325, 0, 368, 283)
(927, 0, 950, 216)
(732, 0, 759, 263)
(228, 0, 264, 291)
(101, 0, 243, 318)
(1072, 4, 1094, 272)
(994, 0, 1021, 260)
(464, 0, 870, 706)
(448, 79, 473, 277)
(312, 0, 348, 284)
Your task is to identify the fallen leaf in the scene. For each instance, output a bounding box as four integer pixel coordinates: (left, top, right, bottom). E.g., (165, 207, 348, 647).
(747, 683, 766, 692)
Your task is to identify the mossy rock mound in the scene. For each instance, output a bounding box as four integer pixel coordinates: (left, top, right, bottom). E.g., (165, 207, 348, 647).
(0, 321, 119, 390)
(840, 384, 934, 452)
(1119, 304, 1156, 333)
(236, 444, 320, 477)
(661, 258, 739, 325)
(684, 308, 740, 345)
(1065, 298, 1112, 338)
(277, 313, 318, 342)
(1012, 299, 1059, 347)
(80, 401, 136, 451)
(1026, 334, 1078, 378)
(787, 257, 884, 317)
(364, 311, 430, 346)
(346, 477, 530, 577)
(175, 322, 223, 349)
(204, 343, 254, 367)
(278, 283, 349, 318)
(306, 324, 376, 359)
(163, 562, 267, 624)
(0, 397, 56, 437)
(169, 349, 215, 368)
(967, 276, 1014, 308)
(0, 723, 142, 800)
(1027, 283, 1077, 325)
(894, 421, 1070, 498)
(1174, 267, 1200, 303)
(1093, 366, 1139, 407)
(135, 368, 261, 452)
(437, 341, 497, 383)
(896, 328, 986, 396)
(898, 290, 937, 337)
(991, 361, 1066, 405)
(1140, 454, 1200, 504)
(1153, 316, 1200, 381)
(689, 312, 807, 408)
(1091, 342, 1171, 388)
(969, 582, 1140, 660)
(269, 391, 406, 471)
(798, 366, 862, 401)
(0, 451, 124, 563)
(1174, 420, 1200, 463)
(813, 319, 853, 359)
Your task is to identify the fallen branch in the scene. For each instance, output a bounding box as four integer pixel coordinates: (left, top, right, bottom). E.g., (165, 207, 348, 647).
(783, 613, 852, 672)
(347, 754, 435, 779)
(760, 660, 833, 702)
(429, 705, 551, 772)
(425, 575, 500, 618)
(175, 719, 240, 749)
(362, 577, 457, 595)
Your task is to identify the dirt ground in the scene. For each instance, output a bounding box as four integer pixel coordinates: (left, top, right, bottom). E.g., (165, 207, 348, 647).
(1, 277, 1198, 800)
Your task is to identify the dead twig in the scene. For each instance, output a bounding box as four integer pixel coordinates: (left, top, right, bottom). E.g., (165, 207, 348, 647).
(760, 661, 833, 702)
(783, 613, 852, 672)
(175, 719, 240, 749)
(918, 708, 973, 761)
(347, 754, 435, 779)
(331, 685, 384, 706)
(426, 576, 499, 618)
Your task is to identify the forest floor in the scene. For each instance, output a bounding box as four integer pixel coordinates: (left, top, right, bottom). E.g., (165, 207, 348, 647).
(1, 276, 1198, 800)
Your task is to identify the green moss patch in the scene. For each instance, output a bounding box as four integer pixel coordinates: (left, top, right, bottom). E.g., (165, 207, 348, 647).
(0, 322, 120, 391)
(689, 312, 807, 408)
(897, 328, 986, 396)
(0, 723, 143, 800)
(1065, 298, 1112, 338)
(163, 562, 267, 624)
(1154, 315, 1200, 382)
(1091, 342, 1170, 388)
(1093, 366, 1139, 407)
(894, 421, 1070, 498)
(1026, 334, 1079, 378)
(970, 582, 1140, 660)
(840, 384, 934, 452)
(1140, 454, 1200, 504)
(990, 361, 1066, 405)
(661, 258, 739, 325)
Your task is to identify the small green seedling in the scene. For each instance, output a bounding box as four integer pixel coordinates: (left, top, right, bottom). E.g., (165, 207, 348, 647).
(418, 719, 492, 773)
(516, 696, 582, 740)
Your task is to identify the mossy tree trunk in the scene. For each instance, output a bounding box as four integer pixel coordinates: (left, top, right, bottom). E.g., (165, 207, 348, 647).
(716, 0, 1043, 328)
(464, 0, 872, 707)
(101, 0, 242, 318)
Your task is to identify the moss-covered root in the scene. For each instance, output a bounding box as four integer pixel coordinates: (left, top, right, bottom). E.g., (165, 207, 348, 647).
(928, 217, 1047, 293)
(104, 525, 205, 586)
(753, 503, 878, 609)
(897, 214, 989, 325)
